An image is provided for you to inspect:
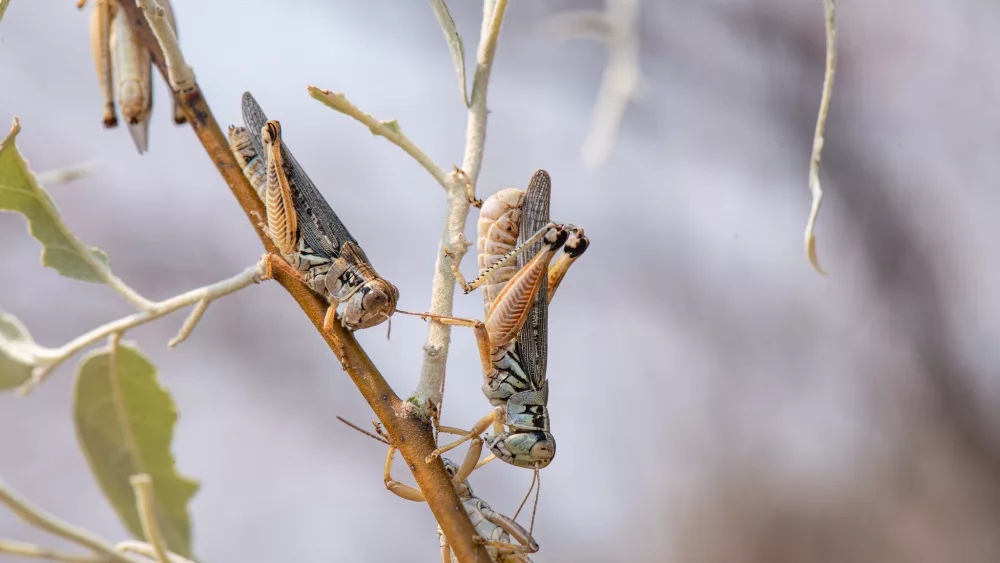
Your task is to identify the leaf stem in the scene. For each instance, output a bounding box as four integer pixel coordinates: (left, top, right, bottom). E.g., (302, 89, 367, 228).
(129, 475, 170, 563)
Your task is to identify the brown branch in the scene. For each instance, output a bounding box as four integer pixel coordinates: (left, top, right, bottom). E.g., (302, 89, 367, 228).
(113, 2, 490, 562)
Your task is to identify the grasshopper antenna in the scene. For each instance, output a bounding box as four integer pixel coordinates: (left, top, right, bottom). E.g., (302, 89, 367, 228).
(513, 467, 538, 522)
(529, 467, 541, 535)
(393, 308, 430, 320)
(336, 415, 389, 445)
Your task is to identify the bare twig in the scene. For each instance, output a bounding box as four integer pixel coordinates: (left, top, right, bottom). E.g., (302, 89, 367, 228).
(114, 3, 492, 561)
(128, 475, 170, 563)
(806, 0, 836, 275)
(0, 539, 103, 563)
(17, 260, 265, 395)
(545, 0, 641, 169)
(307, 87, 449, 188)
(412, 0, 508, 412)
(0, 478, 142, 563)
(135, 0, 193, 91)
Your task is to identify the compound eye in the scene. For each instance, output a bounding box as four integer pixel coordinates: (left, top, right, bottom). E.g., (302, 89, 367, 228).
(529, 439, 555, 462)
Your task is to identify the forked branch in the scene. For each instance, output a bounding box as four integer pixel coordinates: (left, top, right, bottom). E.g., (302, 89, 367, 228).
(113, 1, 490, 561)
(413, 0, 509, 412)
(17, 260, 265, 395)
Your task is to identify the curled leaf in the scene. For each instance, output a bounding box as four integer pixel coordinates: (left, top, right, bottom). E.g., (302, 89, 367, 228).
(0, 118, 113, 282)
(428, 0, 470, 107)
(74, 343, 198, 558)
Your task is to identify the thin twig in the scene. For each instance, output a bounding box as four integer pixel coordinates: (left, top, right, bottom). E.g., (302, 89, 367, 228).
(336, 416, 390, 445)
(412, 0, 508, 411)
(36, 161, 99, 186)
(168, 299, 209, 348)
(129, 475, 170, 563)
(545, 0, 642, 169)
(116, 541, 194, 563)
(462, 0, 507, 184)
(0, 478, 142, 563)
(17, 260, 265, 395)
(0, 539, 103, 563)
(307, 86, 449, 188)
(135, 0, 193, 91)
(806, 0, 836, 275)
(114, 4, 492, 561)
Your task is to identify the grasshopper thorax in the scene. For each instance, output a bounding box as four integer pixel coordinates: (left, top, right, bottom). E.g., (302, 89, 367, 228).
(342, 278, 400, 330)
(486, 431, 555, 469)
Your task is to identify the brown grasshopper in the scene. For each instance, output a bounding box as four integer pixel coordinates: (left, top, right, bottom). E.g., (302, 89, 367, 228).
(421, 170, 588, 471)
(340, 418, 539, 563)
(82, 0, 185, 152)
(232, 92, 399, 333)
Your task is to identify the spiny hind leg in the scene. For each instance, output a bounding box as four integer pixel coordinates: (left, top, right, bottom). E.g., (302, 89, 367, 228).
(427, 407, 504, 464)
(453, 223, 564, 296)
(546, 227, 589, 303)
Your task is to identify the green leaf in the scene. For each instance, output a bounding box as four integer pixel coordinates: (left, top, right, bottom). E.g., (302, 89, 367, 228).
(0, 311, 37, 390)
(428, 0, 470, 107)
(0, 118, 112, 283)
(74, 344, 199, 558)
(0, 0, 10, 23)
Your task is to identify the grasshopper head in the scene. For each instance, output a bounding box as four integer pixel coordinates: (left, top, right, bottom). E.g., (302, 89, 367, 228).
(261, 120, 281, 145)
(441, 458, 473, 498)
(486, 431, 555, 469)
(342, 279, 399, 330)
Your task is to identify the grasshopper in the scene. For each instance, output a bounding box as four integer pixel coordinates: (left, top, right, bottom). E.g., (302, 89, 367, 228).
(340, 418, 539, 563)
(421, 170, 588, 471)
(234, 92, 399, 333)
(82, 0, 185, 153)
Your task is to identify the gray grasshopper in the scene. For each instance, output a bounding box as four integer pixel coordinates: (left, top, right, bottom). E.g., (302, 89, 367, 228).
(422, 171, 589, 471)
(341, 417, 539, 563)
(231, 92, 399, 332)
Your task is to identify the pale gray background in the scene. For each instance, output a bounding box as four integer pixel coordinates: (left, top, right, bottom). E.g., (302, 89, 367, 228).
(2, 1, 1000, 562)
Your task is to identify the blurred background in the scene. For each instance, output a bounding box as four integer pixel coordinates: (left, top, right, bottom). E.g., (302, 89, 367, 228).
(3, 0, 1000, 561)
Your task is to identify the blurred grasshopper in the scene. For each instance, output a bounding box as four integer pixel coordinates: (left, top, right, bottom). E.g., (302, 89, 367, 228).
(82, 0, 185, 153)
(340, 418, 538, 563)
(421, 171, 589, 471)
(233, 92, 399, 333)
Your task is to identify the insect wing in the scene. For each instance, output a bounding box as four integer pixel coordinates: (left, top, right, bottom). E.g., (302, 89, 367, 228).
(240, 91, 358, 259)
(515, 170, 551, 388)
